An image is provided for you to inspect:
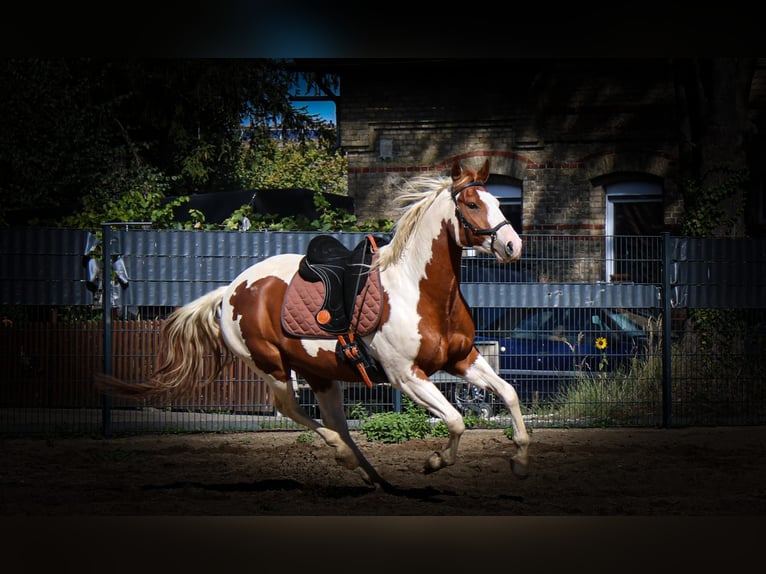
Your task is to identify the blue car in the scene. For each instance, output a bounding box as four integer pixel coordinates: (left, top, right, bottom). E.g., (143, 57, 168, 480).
(469, 307, 651, 407)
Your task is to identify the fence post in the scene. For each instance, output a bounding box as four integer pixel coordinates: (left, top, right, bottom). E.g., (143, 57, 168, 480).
(101, 223, 113, 437)
(661, 232, 673, 428)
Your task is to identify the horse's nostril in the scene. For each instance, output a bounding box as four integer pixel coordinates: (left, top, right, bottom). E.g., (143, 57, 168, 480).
(506, 242, 515, 257)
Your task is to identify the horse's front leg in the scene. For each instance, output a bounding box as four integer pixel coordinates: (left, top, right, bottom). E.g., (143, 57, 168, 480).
(397, 369, 466, 473)
(456, 351, 530, 478)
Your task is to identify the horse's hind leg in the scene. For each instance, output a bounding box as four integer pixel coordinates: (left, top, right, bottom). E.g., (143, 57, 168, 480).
(307, 377, 392, 490)
(266, 373, 387, 489)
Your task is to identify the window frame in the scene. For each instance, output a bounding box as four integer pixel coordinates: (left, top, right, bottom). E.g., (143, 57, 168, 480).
(486, 174, 523, 233)
(604, 179, 663, 283)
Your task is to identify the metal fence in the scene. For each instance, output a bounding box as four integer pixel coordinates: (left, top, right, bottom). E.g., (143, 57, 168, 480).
(1, 227, 764, 435)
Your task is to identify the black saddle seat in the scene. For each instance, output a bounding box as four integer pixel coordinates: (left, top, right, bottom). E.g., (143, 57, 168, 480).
(298, 234, 389, 334)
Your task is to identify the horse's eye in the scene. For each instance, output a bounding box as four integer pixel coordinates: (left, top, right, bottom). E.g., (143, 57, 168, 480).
(467, 202, 479, 210)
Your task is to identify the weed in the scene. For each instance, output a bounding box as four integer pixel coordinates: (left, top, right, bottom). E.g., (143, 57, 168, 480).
(296, 430, 314, 444)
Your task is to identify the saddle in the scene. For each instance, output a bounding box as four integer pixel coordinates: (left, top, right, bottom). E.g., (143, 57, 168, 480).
(281, 234, 390, 387)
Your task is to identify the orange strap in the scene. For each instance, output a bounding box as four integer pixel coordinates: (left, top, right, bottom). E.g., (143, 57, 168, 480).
(336, 237, 379, 390)
(338, 333, 374, 389)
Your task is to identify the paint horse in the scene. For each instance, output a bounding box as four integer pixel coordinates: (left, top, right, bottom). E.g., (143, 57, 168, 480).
(97, 159, 530, 489)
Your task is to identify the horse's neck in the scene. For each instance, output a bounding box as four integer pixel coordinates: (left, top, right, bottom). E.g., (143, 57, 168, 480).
(421, 227, 464, 303)
(388, 203, 463, 305)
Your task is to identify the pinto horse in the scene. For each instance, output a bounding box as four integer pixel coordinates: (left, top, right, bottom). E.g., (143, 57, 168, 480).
(97, 159, 530, 489)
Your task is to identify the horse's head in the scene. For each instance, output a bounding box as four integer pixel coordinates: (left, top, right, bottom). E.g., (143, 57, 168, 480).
(450, 159, 522, 263)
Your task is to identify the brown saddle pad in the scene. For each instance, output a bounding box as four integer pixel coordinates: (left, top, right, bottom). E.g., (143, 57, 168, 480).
(281, 258, 384, 339)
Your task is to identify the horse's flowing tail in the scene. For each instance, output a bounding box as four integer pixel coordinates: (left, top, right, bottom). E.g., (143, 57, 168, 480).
(94, 286, 232, 399)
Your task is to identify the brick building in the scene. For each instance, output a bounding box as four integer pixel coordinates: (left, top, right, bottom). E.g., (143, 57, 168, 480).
(308, 60, 765, 228)
(298, 58, 766, 283)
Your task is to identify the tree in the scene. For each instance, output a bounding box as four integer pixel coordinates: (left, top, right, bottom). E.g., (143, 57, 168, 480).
(237, 136, 347, 194)
(0, 58, 338, 225)
(673, 58, 758, 238)
(672, 58, 759, 370)
(0, 59, 119, 219)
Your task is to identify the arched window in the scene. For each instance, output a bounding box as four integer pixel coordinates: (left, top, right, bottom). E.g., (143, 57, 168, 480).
(604, 178, 663, 284)
(486, 174, 523, 233)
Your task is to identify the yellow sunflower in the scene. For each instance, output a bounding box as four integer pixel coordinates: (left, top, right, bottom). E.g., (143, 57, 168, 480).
(595, 336, 608, 350)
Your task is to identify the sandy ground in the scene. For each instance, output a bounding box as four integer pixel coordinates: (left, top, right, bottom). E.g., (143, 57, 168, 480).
(2, 426, 766, 516)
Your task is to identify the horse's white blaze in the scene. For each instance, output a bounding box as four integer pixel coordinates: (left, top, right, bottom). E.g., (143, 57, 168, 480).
(477, 189, 522, 262)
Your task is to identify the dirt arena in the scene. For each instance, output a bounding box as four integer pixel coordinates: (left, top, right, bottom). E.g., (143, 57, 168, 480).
(2, 425, 765, 516)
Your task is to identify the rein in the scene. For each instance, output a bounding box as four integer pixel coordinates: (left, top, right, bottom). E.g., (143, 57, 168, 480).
(451, 181, 512, 257)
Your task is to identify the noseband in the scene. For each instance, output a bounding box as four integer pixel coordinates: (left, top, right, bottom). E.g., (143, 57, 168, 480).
(451, 181, 513, 257)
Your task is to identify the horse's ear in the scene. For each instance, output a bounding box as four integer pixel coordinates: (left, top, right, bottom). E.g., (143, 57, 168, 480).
(451, 161, 463, 182)
(477, 159, 490, 182)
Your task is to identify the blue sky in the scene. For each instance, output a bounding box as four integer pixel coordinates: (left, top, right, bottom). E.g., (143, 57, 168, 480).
(289, 76, 337, 124)
(292, 99, 336, 124)
(241, 80, 337, 125)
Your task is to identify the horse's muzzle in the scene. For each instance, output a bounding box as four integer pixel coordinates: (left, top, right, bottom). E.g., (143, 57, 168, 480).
(504, 240, 522, 262)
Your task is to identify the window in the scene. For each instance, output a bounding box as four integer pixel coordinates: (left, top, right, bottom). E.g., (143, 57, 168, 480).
(486, 174, 522, 233)
(605, 179, 663, 284)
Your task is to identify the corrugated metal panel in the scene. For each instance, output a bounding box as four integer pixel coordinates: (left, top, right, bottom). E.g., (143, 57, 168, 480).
(670, 237, 766, 308)
(0, 228, 93, 305)
(0, 228, 382, 307)
(463, 282, 661, 309)
(116, 229, 377, 306)
(3, 229, 764, 309)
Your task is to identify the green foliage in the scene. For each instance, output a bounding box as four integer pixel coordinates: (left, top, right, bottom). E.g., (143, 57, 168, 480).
(354, 397, 513, 443)
(349, 402, 369, 420)
(296, 430, 315, 444)
(230, 136, 393, 232)
(357, 397, 435, 444)
(680, 167, 749, 237)
(59, 136, 393, 233)
(0, 59, 121, 220)
(548, 363, 662, 425)
(530, 312, 765, 426)
(4, 59, 389, 233)
(237, 137, 348, 195)
(462, 413, 502, 430)
(61, 167, 188, 230)
(2, 59, 340, 224)
(181, 142, 222, 187)
(683, 308, 763, 392)
(430, 420, 451, 438)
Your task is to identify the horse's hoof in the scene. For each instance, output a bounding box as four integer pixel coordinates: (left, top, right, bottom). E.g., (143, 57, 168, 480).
(356, 467, 377, 487)
(424, 451, 442, 474)
(511, 457, 529, 479)
(376, 478, 397, 494)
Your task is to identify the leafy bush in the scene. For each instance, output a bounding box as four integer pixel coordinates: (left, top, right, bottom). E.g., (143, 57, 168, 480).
(61, 166, 187, 230)
(355, 397, 513, 443)
(357, 397, 433, 443)
(236, 136, 346, 193)
(296, 430, 315, 444)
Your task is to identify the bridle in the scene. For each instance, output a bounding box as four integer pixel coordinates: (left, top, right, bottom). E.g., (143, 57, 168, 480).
(451, 180, 513, 258)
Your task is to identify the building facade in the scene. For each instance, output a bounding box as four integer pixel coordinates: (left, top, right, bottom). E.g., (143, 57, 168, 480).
(307, 58, 766, 283)
(314, 59, 765, 219)
(335, 60, 683, 229)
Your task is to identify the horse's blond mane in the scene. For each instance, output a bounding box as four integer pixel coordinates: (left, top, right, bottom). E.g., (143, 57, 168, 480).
(376, 173, 452, 269)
